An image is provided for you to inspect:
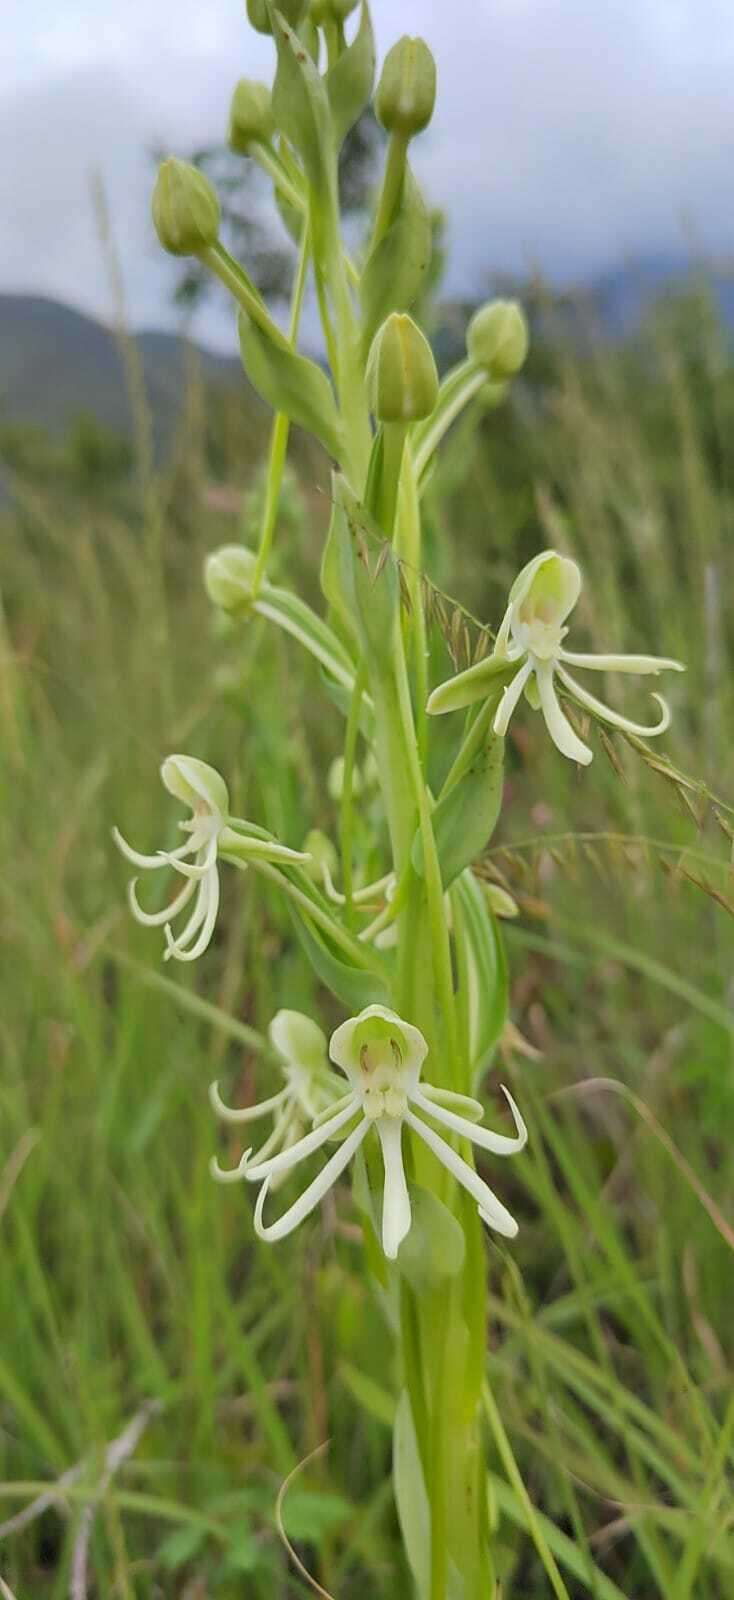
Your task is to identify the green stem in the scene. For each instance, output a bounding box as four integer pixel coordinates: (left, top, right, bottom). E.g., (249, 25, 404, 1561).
(249, 140, 306, 213)
(199, 242, 285, 346)
(370, 129, 409, 253)
(412, 361, 488, 482)
(251, 218, 311, 595)
(339, 663, 366, 921)
(246, 860, 376, 970)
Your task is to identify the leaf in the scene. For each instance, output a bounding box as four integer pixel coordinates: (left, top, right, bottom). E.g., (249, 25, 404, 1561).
(360, 165, 432, 352)
(222, 1527, 260, 1574)
(269, 5, 334, 193)
(412, 735, 505, 889)
(393, 1391, 431, 1600)
(323, 477, 400, 668)
(326, 3, 376, 149)
(339, 1362, 394, 1428)
(451, 870, 508, 1084)
(238, 311, 344, 461)
(288, 905, 392, 1011)
(158, 1523, 207, 1571)
(397, 1184, 466, 1293)
(281, 1490, 353, 1542)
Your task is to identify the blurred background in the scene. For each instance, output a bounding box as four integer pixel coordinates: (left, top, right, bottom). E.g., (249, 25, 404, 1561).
(2, 2, 733, 1596)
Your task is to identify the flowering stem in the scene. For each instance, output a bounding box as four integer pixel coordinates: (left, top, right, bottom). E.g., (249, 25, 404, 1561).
(339, 663, 367, 921)
(251, 218, 311, 596)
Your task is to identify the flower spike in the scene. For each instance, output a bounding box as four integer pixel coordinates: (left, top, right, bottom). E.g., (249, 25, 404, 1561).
(427, 549, 684, 764)
(213, 1004, 527, 1259)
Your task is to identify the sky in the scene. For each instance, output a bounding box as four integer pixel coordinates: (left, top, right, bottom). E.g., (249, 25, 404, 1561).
(3, 0, 734, 351)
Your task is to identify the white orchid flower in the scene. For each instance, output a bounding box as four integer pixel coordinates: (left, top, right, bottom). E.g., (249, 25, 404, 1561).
(212, 1004, 526, 1260)
(210, 1010, 344, 1181)
(427, 549, 684, 765)
(113, 754, 308, 963)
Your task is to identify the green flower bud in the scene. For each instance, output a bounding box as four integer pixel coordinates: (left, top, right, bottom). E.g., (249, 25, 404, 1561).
(151, 159, 220, 257)
(228, 79, 274, 152)
(367, 313, 439, 423)
(204, 545, 257, 611)
(375, 36, 437, 138)
(466, 299, 529, 380)
(247, 0, 307, 33)
(310, 0, 359, 21)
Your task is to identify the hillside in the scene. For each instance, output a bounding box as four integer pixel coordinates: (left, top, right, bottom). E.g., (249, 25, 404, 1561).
(0, 294, 246, 452)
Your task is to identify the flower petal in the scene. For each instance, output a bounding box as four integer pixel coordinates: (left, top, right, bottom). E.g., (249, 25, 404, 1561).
(210, 1148, 252, 1184)
(209, 1079, 289, 1123)
(555, 665, 673, 739)
(161, 754, 229, 818)
(253, 1118, 369, 1242)
(534, 662, 592, 765)
(112, 826, 194, 871)
(405, 1110, 518, 1237)
(559, 650, 684, 675)
(164, 870, 220, 963)
(244, 1095, 361, 1182)
(427, 655, 519, 717)
(418, 1085, 485, 1122)
(411, 1084, 527, 1155)
(329, 1006, 428, 1088)
(127, 872, 196, 927)
(164, 835, 219, 881)
(376, 1120, 412, 1260)
(492, 657, 533, 737)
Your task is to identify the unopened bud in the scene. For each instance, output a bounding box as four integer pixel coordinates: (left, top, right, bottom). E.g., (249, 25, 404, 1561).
(367, 313, 439, 423)
(483, 882, 520, 919)
(152, 159, 220, 257)
(375, 36, 436, 138)
(311, 0, 359, 21)
(204, 545, 257, 611)
(228, 79, 274, 152)
(467, 299, 529, 380)
(302, 829, 339, 883)
(247, 0, 307, 33)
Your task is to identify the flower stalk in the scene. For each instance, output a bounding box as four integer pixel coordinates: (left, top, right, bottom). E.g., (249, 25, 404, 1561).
(127, 13, 688, 1595)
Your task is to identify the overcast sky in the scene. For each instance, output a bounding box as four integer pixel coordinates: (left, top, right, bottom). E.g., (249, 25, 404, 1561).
(3, 0, 734, 350)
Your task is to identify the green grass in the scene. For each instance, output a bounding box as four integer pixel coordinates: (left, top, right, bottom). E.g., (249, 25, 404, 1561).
(1, 294, 733, 1597)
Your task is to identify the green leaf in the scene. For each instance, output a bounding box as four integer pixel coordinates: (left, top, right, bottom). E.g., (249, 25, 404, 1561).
(281, 1490, 353, 1542)
(222, 1527, 260, 1573)
(360, 165, 432, 352)
(393, 1390, 431, 1600)
(412, 735, 505, 889)
(288, 905, 391, 1011)
(268, 5, 334, 193)
(451, 870, 508, 1083)
(158, 1523, 207, 1571)
(397, 1184, 466, 1293)
(326, 3, 376, 149)
(238, 310, 344, 461)
(339, 1361, 395, 1428)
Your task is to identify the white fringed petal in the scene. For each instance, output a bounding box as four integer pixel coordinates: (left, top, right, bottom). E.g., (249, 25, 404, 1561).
(376, 1119, 412, 1260)
(555, 665, 672, 739)
(411, 1084, 527, 1156)
(535, 662, 593, 765)
(405, 1110, 519, 1238)
(254, 1119, 369, 1242)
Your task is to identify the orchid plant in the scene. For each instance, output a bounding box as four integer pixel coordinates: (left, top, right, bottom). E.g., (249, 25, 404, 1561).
(116, 5, 685, 1595)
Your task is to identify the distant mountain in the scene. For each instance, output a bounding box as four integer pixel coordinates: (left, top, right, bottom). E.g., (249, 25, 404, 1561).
(0, 294, 247, 453)
(2, 258, 733, 451)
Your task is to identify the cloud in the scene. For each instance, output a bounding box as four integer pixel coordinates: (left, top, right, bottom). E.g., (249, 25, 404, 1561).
(2, 0, 733, 346)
